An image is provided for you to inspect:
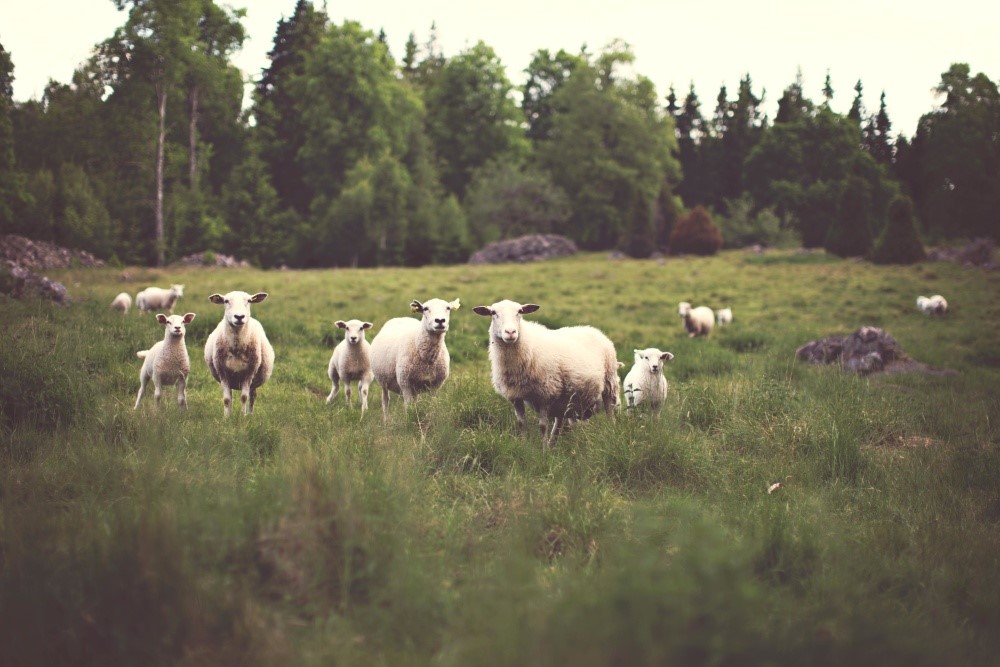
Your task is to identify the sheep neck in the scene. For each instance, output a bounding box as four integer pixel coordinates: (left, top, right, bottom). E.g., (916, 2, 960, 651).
(414, 329, 446, 362)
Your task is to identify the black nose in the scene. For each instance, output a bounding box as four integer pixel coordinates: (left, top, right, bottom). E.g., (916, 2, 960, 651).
(435, 318, 445, 325)
(234, 314, 245, 322)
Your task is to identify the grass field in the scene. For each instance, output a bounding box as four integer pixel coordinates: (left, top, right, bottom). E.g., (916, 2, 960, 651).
(2, 249, 999, 665)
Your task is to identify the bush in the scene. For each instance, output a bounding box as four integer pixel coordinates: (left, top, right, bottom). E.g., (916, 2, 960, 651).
(669, 205, 723, 255)
(824, 175, 874, 258)
(871, 195, 926, 264)
(716, 194, 801, 249)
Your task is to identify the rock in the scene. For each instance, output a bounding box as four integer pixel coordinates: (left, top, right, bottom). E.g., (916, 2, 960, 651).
(927, 238, 996, 268)
(173, 251, 250, 268)
(2, 260, 70, 304)
(796, 326, 911, 375)
(0, 234, 105, 271)
(468, 234, 577, 265)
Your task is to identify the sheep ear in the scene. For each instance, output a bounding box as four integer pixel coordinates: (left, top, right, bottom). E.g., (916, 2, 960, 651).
(661, 352, 675, 362)
(449, 298, 461, 310)
(208, 293, 225, 304)
(410, 300, 423, 312)
(633, 349, 641, 355)
(520, 304, 540, 314)
(183, 313, 196, 324)
(156, 314, 168, 324)
(335, 320, 347, 329)
(250, 292, 268, 303)
(473, 306, 493, 317)
(362, 322, 373, 329)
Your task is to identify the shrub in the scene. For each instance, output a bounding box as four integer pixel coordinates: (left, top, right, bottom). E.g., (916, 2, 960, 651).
(824, 175, 874, 258)
(716, 194, 801, 249)
(871, 195, 926, 264)
(669, 205, 723, 255)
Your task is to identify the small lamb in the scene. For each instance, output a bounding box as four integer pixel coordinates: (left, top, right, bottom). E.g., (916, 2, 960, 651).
(204, 291, 274, 416)
(134, 312, 196, 409)
(370, 298, 460, 421)
(326, 319, 374, 412)
(716, 307, 733, 326)
(678, 301, 715, 337)
(111, 292, 132, 315)
(916, 295, 948, 315)
(473, 300, 619, 446)
(623, 348, 674, 417)
(137, 284, 185, 314)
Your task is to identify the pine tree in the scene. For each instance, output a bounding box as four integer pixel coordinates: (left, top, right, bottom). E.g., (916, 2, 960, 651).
(865, 91, 893, 164)
(871, 195, 926, 264)
(402, 32, 419, 79)
(848, 79, 864, 123)
(822, 70, 834, 107)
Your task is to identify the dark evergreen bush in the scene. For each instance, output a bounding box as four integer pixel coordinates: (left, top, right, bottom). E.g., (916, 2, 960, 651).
(871, 195, 926, 264)
(669, 205, 723, 256)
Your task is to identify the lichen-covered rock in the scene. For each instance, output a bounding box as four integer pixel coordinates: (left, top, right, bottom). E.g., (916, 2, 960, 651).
(796, 327, 908, 375)
(0, 234, 105, 270)
(468, 234, 577, 265)
(2, 260, 70, 304)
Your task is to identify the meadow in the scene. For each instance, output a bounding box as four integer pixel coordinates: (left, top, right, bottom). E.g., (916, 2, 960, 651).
(1, 249, 999, 666)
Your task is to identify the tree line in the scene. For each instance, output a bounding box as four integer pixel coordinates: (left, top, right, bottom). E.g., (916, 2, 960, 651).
(0, 0, 997, 267)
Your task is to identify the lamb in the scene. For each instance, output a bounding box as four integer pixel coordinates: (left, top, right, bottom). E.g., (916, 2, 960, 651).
(111, 292, 132, 314)
(716, 307, 733, 326)
(678, 301, 715, 337)
(134, 312, 196, 409)
(917, 295, 948, 315)
(326, 318, 374, 412)
(136, 284, 185, 314)
(370, 297, 460, 421)
(204, 291, 274, 416)
(622, 348, 674, 417)
(473, 300, 620, 446)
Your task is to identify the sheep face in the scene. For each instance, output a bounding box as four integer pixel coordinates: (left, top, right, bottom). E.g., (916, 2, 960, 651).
(678, 302, 692, 318)
(473, 300, 541, 344)
(171, 284, 185, 297)
(633, 348, 674, 374)
(410, 298, 460, 335)
(336, 319, 373, 344)
(156, 312, 196, 337)
(209, 291, 267, 329)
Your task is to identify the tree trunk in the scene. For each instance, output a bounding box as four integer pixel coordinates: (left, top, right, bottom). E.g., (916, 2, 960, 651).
(188, 84, 199, 189)
(155, 81, 167, 267)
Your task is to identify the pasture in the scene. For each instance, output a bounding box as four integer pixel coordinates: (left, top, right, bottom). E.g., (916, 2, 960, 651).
(2, 250, 999, 665)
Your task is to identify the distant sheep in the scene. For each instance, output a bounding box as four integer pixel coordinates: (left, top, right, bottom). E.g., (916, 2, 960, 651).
(136, 284, 184, 313)
(326, 319, 374, 413)
(473, 300, 619, 446)
(623, 348, 674, 417)
(204, 291, 274, 416)
(370, 298, 460, 421)
(134, 312, 196, 409)
(917, 294, 948, 315)
(111, 292, 132, 315)
(678, 301, 715, 337)
(716, 307, 733, 326)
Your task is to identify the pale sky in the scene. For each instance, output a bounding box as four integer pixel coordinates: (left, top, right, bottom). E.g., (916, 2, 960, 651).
(1, 0, 998, 137)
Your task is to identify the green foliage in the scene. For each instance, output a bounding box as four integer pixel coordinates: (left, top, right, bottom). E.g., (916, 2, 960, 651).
(824, 174, 875, 257)
(716, 193, 801, 248)
(871, 195, 927, 264)
(669, 205, 723, 255)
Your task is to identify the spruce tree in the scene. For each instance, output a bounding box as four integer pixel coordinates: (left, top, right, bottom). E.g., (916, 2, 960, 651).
(822, 70, 834, 107)
(871, 195, 926, 264)
(848, 79, 864, 123)
(824, 174, 874, 257)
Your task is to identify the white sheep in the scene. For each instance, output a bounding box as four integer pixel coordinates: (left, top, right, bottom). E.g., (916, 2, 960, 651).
(136, 284, 185, 313)
(716, 307, 733, 326)
(370, 298, 460, 421)
(204, 291, 274, 416)
(134, 312, 196, 409)
(473, 300, 619, 446)
(326, 318, 374, 412)
(111, 292, 132, 315)
(622, 348, 674, 417)
(917, 294, 948, 315)
(678, 301, 715, 337)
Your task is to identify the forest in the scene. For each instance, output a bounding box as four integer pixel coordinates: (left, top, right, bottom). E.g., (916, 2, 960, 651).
(0, 0, 998, 267)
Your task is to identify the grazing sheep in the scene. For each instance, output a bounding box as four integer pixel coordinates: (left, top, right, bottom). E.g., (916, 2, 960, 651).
(473, 300, 619, 446)
(370, 298, 460, 421)
(134, 312, 196, 409)
(111, 292, 132, 315)
(622, 348, 674, 417)
(716, 307, 733, 326)
(678, 301, 715, 337)
(326, 319, 374, 412)
(136, 284, 185, 314)
(204, 291, 274, 417)
(917, 294, 948, 315)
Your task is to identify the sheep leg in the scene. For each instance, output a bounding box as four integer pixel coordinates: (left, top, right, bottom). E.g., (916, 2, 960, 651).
(177, 376, 187, 409)
(326, 374, 339, 404)
(240, 381, 252, 415)
(536, 405, 550, 441)
(134, 372, 148, 410)
(248, 386, 258, 414)
(359, 380, 370, 414)
(381, 386, 391, 424)
(345, 383, 353, 407)
(546, 417, 564, 449)
(221, 380, 233, 417)
(512, 399, 527, 434)
(153, 377, 163, 407)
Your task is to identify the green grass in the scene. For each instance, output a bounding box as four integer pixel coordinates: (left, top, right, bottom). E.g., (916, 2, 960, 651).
(2, 250, 999, 665)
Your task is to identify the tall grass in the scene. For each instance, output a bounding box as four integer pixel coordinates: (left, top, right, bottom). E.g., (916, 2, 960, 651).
(1, 250, 999, 665)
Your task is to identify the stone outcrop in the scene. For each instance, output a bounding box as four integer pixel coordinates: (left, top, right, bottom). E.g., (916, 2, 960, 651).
(795, 326, 951, 375)
(468, 234, 577, 265)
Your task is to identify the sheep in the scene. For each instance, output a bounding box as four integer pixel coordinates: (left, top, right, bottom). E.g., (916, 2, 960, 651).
(136, 284, 185, 314)
(111, 292, 132, 315)
(917, 294, 948, 315)
(622, 348, 674, 417)
(326, 318, 374, 412)
(134, 312, 196, 409)
(716, 307, 733, 326)
(370, 298, 460, 421)
(678, 301, 715, 337)
(473, 300, 619, 446)
(204, 291, 274, 417)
